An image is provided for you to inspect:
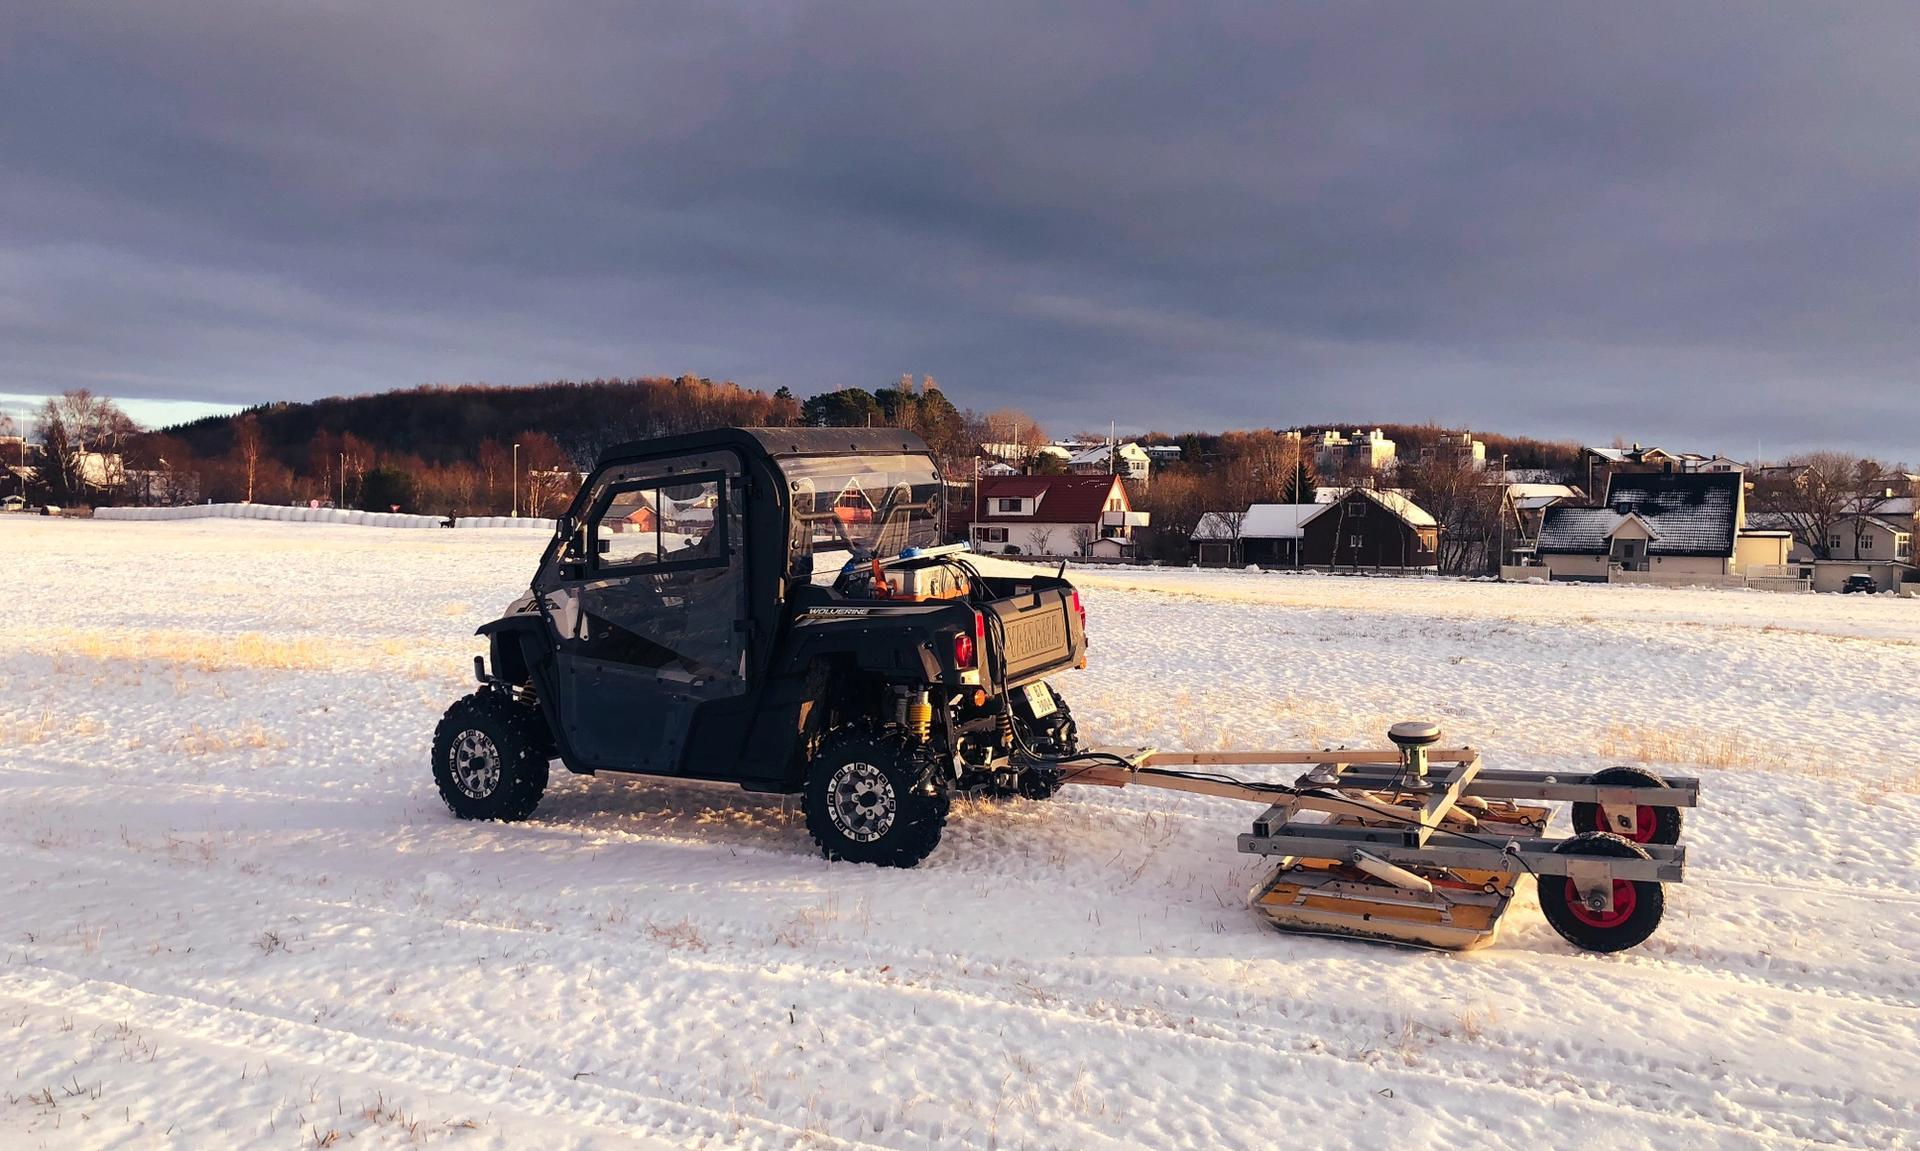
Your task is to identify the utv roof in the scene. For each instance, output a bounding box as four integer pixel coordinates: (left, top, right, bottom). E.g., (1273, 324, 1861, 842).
(597, 427, 932, 468)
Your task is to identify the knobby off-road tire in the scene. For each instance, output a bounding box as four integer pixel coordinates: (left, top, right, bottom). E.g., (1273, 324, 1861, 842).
(1537, 832, 1665, 953)
(803, 729, 947, 868)
(1570, 765, 1684, 846)
(432, 691, 550, 821)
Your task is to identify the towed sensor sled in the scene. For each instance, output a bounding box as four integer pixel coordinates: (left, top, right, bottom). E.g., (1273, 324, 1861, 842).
(433, 428, 1698, 954)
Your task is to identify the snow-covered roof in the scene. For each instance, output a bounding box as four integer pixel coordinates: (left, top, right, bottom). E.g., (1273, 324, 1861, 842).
(1190, 504, 1326, 540)
(1587, 445, 1675, 464)
(1514, 495, 1570, 512)
(1244, 504, 1325, 538)
(1190, 511, 1236, 541)
(1333, 487, 1437, 527)
(1846, 496, 1914, 517)
(1505, 483, 1581, 501)
(1850, 514, 1912, 536)
(1538, 472, 1740, 557)
(1068, 442, 1149, 466)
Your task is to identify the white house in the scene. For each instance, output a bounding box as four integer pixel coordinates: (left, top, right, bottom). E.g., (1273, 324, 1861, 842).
(1067, 441, 1152, 482)
(969, 474, 1149, 558)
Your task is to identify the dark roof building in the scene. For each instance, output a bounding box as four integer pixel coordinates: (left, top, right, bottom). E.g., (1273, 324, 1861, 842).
(1538, 472, 1742, 558)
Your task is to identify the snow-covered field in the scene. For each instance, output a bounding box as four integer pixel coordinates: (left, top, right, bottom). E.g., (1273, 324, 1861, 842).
(3, 518, 1917, 1150)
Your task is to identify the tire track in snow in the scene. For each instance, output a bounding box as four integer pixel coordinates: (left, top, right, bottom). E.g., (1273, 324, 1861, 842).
(7, 844, 1913, 1149)
(8, 795, 1917, 1016)
(0, 966, 900, 1151)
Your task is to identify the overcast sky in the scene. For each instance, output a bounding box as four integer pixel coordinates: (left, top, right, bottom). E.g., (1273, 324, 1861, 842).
(3, 3, 1915, 458)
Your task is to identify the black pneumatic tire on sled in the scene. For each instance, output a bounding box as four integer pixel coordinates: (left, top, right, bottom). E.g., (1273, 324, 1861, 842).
(432, 691, 550, 822)
(1570, 765, 1684, 846)
(1537, 832, 1666, 953)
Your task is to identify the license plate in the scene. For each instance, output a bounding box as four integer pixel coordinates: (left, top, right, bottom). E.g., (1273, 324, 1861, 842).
(1021, 681, 1056, 719)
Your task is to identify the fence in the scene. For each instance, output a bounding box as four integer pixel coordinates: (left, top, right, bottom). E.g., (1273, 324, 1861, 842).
(1499, 564, 1810, 592)
(1608, 570, 1750, 590)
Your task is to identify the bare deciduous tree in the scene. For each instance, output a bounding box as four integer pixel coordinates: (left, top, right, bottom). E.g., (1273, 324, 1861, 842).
(35, 389, 136, 501)
(1211, 508, 1249, 564)
(233, 414, 264, 503)
(1751, 451, 1872, 560)
(1848, 458, 1896, 558)
(1406, 452, 1502, 574)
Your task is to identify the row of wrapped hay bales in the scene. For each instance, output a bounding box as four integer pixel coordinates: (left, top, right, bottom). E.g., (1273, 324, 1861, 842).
(452, 516, 559, 530)
(95, 504, 448, 528)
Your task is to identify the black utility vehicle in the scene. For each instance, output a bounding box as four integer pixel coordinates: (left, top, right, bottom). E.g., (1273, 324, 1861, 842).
(1841, 574, 1878, 594)
(432, 428, 1086, 866)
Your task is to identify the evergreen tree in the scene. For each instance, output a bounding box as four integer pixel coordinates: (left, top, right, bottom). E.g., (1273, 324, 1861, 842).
(801, 388, 882, 427)
(1281, 458, 1317, 505)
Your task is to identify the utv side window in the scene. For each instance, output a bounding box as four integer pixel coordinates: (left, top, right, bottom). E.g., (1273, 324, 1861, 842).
(599, 488, 662, 567)
(592, 476, 724, 570)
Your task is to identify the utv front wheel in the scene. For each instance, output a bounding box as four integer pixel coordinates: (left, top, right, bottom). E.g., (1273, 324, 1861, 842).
(803, 731, 946, 868)
(432, 691, 550, 821)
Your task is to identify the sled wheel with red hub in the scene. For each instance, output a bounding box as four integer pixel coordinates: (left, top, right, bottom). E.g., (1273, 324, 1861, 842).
(1571, 766, 1683, 846)
(1538, 832, 1665, 953)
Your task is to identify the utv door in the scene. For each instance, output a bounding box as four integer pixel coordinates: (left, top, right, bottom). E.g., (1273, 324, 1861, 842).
(536, 450, 748, 774)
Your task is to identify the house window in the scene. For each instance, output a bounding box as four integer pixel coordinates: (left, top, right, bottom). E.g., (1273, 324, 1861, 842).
(1862, 535, 1875, 552)
(1350, 501, 1368, 517)
(1828, 535, 1843, 551)
(977, 526, 1008, 543)
(1108, 498, 1122, 511)
(1898, 536, 1911, 560)
(997, 498, 1021, 513)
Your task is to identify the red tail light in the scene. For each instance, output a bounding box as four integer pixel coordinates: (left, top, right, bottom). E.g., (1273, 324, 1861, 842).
(954, 611, 983, 669)
(1070, 588, 1086, 631)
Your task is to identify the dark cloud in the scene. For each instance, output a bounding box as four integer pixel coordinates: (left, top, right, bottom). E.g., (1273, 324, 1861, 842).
(2, 2, 1915, 457)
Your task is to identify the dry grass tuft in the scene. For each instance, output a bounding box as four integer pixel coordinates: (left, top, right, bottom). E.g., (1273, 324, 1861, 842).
(30, 628, 425, 673)
(1595, 723, 1767, 770)
(171, 723, 287, 756)
(644, 917, 709, 952)
(776, 897, 840, 948)
(0, 713, 101, 745)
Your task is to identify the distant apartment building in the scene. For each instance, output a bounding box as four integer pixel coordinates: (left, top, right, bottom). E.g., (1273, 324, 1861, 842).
(1312, 429, 1396, 476)
(1422, 430, 1487, 469)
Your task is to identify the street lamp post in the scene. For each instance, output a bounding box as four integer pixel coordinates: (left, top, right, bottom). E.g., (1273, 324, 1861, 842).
(339, 452, 346, 509)
(512, 443, 521, 517)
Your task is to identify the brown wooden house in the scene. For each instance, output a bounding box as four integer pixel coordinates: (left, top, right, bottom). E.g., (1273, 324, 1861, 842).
(1298, 488, 1439, 570)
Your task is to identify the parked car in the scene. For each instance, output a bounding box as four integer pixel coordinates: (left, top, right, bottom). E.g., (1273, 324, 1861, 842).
(1841, 574, 1878, 594)
(0, 495, 25, 513)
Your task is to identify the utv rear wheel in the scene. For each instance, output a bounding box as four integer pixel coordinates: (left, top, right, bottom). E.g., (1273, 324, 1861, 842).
(432, 691, 550, 821)
(803, 730, 946, 868)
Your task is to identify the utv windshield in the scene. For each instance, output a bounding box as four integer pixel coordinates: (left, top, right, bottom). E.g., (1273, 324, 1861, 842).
(783, 453, 944, 578)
